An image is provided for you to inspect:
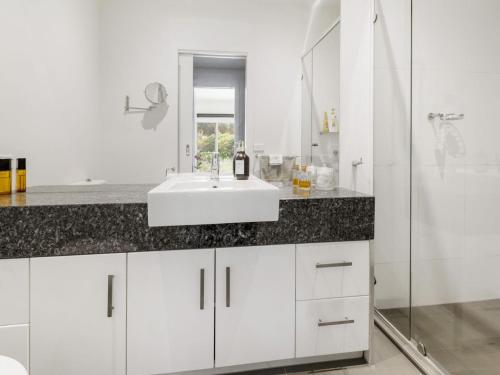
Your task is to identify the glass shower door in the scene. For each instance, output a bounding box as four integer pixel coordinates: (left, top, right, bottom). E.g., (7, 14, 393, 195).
(411, 0, 500, 373)
(373, 0, 412, 339)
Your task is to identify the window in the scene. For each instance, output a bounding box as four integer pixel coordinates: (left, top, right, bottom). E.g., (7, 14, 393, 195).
(194, 88, 236, 174)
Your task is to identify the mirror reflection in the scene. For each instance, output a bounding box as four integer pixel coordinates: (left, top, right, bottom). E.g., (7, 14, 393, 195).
(0, 0, 341, 187)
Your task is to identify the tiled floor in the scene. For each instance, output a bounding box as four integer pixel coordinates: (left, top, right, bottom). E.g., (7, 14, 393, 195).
(287, 327, 422, 375)
(381, 299, 500, 374)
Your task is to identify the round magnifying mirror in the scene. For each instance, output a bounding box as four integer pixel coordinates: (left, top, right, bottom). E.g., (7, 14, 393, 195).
(144, 82, 167, 105)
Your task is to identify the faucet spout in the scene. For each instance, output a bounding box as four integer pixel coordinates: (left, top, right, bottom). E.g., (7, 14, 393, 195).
(210, 152, 220, 180)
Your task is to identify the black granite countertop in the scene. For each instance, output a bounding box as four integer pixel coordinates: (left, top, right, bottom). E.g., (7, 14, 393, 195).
(0, 184, 374, 259)
(0, 184, 369, 207)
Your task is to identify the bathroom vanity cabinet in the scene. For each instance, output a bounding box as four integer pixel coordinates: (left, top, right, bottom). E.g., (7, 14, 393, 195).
(0, 185, 374, 374)
(3, 241, 369, 375)
(128, 245, 296, 374)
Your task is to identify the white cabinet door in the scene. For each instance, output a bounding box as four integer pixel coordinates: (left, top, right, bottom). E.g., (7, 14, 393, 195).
(127, 249, 215, 375)
(0, 324, 29, 370)
(215, 245, 295, 367)
(0, 259, 29, 325)
(30, 254, 126, 375)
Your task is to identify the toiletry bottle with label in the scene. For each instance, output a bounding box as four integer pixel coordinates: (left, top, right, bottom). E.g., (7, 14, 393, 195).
(16, 158, 26, 193)
(298, 165, 311, 197)
(322, 112, 329, 134)
(233, 141, 249, 180)
(331, 107, 338, 133)
(0, 158, 12, 195)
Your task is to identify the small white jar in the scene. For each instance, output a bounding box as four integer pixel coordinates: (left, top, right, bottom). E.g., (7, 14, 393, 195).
(316, 166, 335, 190)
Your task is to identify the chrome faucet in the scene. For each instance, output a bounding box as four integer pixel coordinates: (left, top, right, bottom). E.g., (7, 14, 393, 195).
(210, 152, 220, 180)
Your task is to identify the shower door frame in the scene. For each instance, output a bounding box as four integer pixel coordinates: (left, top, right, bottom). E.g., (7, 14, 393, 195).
(372, 0, 447, 373)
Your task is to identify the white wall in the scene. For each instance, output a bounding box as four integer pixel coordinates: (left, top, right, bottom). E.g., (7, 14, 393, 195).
(0, 0, 101, 185)
(338, 0, 374, 194)
(303, 0, 341, 53)
(98, 0, 310, 183)
(411, 0, 500, 306)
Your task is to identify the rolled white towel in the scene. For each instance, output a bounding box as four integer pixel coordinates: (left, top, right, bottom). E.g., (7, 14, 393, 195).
(70, 179, 107, 186)
(0, 355, 28, 375)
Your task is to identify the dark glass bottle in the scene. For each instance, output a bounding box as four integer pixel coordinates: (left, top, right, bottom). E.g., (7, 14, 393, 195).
(233, 141, 249, 180)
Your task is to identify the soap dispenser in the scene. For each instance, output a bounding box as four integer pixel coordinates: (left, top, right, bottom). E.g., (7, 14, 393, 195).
(233, 141, 249, 180)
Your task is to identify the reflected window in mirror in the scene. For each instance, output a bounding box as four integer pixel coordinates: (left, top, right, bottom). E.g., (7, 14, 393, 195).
(194, 88, 236, 174)
(179, 54, 246, 173)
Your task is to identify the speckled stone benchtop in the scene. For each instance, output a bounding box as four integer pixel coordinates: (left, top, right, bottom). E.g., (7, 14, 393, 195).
(0, 184, 374, 259)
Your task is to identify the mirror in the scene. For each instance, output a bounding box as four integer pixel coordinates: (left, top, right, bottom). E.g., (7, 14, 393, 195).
(0, 0, 341, 186)
(301, 18, 340, 173)
(179, 54, 246, 173)
(145, 82, 167, 105)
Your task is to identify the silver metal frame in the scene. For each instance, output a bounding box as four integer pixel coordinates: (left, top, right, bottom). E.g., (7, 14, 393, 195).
(375, 309, 447, 375)
(302, 17, 341, 58)
(154, 351, 366, 375)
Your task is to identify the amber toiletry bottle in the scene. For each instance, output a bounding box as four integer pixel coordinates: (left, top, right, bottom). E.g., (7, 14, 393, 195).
(233, 141, 249, 180)
(0, 158, 12, 195)
(298, 165, 311, 197)
(16, 158, 26, 193)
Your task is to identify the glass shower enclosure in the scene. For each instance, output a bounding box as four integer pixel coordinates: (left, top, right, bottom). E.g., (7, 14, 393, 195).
(374, 0, 500, 374)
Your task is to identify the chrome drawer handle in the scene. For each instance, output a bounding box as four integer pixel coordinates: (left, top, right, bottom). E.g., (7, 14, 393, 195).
(316, 261, 352, 269)
(318, 319, 355, 327)
(200, 268, 205, 310)
(225, 267, 231, 307)
(107, 275, 114, 318)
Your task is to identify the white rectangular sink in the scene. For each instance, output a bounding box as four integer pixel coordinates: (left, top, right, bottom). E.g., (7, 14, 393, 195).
(147, 174, 279, 227)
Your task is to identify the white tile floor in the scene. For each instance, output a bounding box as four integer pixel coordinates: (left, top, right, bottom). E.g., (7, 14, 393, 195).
(297, 327, 422, 375)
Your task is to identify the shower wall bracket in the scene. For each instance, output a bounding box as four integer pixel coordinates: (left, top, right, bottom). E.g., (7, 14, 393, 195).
(428, 113, 464, 121)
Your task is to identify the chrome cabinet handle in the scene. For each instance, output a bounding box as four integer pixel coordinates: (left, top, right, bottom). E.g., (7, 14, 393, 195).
(200, 268, 205, 310)
(428, 113, 464, 121)
(107, 275, 114, 318)
(316, 261, 353, 269)
(318, 319, 355, 327)
(225, 267, 231, 307)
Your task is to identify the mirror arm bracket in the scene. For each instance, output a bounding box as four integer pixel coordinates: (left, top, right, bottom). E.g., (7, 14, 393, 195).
(124, 95, 151, 114)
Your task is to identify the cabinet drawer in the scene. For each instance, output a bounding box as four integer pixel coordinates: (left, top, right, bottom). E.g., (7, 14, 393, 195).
(0, 324, 29, 370)
(296, 242, 369, 300)
(0, 259, 29, 325)
(296, 296, 369, 358)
